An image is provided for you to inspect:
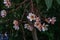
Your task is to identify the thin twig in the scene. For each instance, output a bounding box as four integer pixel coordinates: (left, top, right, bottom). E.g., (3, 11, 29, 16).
(30, 0, 34, 13)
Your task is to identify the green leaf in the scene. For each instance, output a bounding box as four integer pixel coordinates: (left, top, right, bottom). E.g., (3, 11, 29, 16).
(45, 0, 53, 10)
(56, 0, 60, 4)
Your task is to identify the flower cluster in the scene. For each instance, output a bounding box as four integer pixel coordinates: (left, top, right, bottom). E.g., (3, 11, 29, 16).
(34, 17, 48, 31)
(24, 13, 56, 31)
(3, 0, 11, 8)
(13, 20, 19, 30)
(0, 10, 7, 18)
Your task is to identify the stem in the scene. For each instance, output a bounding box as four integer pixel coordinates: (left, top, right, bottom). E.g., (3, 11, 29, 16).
(30, 0, 34, 13)
(9, 0, 27, 13)
(21, 24, 26, 40)
(20, 1, 27, 40)
(30, 0, 38, 40)
(32, 28, 38, 40)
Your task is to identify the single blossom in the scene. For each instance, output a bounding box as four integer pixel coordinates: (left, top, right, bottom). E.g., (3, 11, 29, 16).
(1, 10, 7, 17)
(34, 21, 42, 31)
(50, 17, 56, 24)
(34, 21, 41, 28)
(24, 24, 33, 31)
(3, 0, 11, 8)
(45, 17, 56, 24)
(27, 13, 36, 21)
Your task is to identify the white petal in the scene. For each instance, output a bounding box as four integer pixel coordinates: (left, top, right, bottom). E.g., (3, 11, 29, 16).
(42, 27, 45, 31)
(24, 24, 29, 29)
(52, 17, 56, 19)
(17, 27, 19, 30)
(24, 26, 27, 29)
(1, 10, 7, 17)
(46, 24, 49, 27)
(3, 2, 7, 4)
(27, 16, 30, 19)
(29, 13, 33, 16)
(5, 33, 7, 36)
(49, 19, 52, 22)
(42, 23, 45, 26)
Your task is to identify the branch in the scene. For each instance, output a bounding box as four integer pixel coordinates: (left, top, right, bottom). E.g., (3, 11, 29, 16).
(30, 0, 34, 13)
(9, 0, 27, 13)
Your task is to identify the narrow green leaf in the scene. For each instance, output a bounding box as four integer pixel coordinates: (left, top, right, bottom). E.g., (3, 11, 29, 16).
(56, 0, 60, 4)
(45, 0, 53, 10)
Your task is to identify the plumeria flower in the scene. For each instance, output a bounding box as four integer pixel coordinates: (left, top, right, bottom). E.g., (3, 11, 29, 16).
(27, 13, 36, 21)
(35, 17, 40, 22)
(13, 20, 19, 30)
(41, 23, 48, 31)
(34, 22, 48, 31)
(34, 21, 41, 28)
(45, 17, 56, 24)
(34, 21, 42, 31)
(13, 25, 19, 30)
(3, 0, 11, 8)
(50, 17, 56, 24)
(48, 17, 56, 24)
(24, 24, 33, 31)
(1, 10, 7, 17)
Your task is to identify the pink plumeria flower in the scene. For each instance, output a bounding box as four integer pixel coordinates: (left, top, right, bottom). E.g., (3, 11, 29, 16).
(49, 17, 56, 24)
(1, 10, 7, 17)
(51, 17, 56, 24)
(34, 21, 41, 28)
(3, 0, 11, 8)
(13, 20, 19, 30)
(24, 24, 33, 31)
(27, 13, 36, 21)
(34, 21, 42, 31)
